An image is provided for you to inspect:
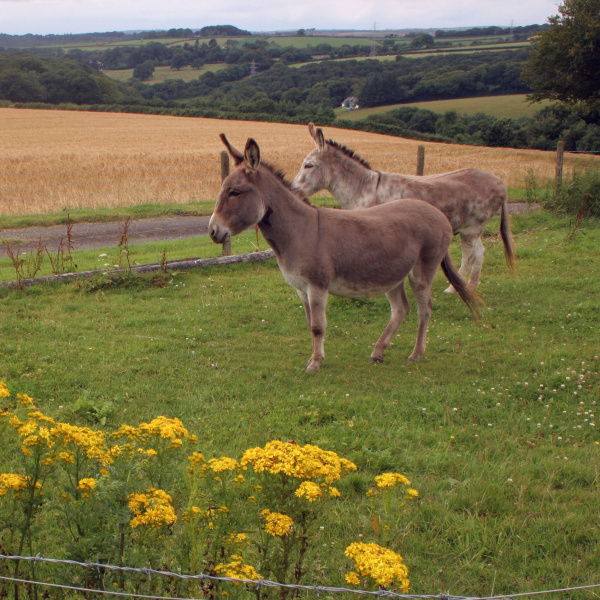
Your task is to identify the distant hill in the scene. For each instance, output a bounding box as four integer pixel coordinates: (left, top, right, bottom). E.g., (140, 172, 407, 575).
(0, 25, 251, 49)
(198, 25, 251, 37)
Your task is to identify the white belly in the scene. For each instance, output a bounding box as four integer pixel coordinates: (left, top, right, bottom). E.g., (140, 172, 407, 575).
(329, 279, 394, 298)
(280, 263, 398, 298)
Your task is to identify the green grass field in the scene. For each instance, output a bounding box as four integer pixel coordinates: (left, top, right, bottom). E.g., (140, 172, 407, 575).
(265, 35, 374, 48)
(335, 94, 550, 121)
(103, 63, 228, 83)
(1, 209, 599, 598)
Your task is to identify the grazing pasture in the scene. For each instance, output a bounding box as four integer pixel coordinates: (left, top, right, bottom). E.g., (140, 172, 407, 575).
(103, 63, 228, 83)
(335, 94, 552, 120)
(2, 108, 599, 217)
(0, 210, 599, 597)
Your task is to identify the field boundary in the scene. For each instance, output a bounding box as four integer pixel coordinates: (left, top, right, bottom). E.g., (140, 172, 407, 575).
(0, 249, 275, 289)
(2, 553, 600, 600)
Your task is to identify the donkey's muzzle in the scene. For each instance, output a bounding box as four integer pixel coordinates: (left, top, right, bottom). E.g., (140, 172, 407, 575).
(208, 220, 230, 245)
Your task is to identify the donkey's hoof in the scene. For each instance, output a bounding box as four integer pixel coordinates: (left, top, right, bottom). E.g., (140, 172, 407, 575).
(407, 354, 421, 363)
(306, 360, 321, 373)
(443, 285, 457, 294)
(370, 356, 384, 364)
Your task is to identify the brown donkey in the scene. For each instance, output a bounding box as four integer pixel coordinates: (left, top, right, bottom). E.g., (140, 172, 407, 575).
(292, 123, 516, 293)
(209, 135, 480, 373)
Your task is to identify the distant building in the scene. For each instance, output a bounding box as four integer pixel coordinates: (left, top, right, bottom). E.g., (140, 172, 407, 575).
(341, 96, 359, 110)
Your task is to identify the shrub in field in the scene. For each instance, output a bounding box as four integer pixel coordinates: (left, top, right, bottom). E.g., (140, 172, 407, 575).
(550, 168, 600, 218)
(0, 381, 416, 600)
(525, 166, 600, 219)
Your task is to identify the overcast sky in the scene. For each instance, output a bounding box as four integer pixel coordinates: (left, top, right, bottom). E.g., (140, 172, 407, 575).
(0, 0, 560, 36)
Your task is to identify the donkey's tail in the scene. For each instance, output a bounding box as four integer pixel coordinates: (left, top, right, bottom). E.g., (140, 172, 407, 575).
(500, 201, 517, 272)
(441, 253, 483, 320)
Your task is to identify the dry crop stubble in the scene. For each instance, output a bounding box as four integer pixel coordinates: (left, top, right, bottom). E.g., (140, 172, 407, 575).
(1, 108, 599, 216)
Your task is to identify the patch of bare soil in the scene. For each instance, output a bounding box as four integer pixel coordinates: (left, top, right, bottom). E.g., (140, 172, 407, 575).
(0, 216, 210, 256)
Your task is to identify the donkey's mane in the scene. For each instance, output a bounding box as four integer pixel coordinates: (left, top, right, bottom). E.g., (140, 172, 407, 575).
(263, 161, 312, 205)
(326, 139, 372, 170)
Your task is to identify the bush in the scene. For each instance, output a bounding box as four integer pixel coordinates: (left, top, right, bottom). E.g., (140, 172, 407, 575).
(546, 168, 600, 217)
(0, 381, 417, 599)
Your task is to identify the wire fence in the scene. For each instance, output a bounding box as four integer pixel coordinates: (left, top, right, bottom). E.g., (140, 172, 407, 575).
(1, 554, 599, 600)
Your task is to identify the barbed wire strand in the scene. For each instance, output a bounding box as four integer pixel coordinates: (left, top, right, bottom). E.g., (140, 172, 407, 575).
(2, 554, 600, 600)
(0, 576, 203, 600)
(0, 554, 445, 600)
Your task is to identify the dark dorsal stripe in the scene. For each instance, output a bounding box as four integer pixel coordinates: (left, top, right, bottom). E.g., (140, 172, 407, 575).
(326, 139, 372, 170)
(263, 161, 312, 205)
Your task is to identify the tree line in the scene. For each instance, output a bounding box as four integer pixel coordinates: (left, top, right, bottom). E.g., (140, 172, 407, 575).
(0, 54, 138, 104)
(0, 25, 251, 49)
(434, 24, 548, 41)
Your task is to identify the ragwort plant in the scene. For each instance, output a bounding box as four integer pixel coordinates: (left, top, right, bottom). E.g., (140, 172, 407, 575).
(0, 381, 416, 600)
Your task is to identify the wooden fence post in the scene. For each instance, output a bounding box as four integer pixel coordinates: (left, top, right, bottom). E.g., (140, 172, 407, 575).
(555, 141, 564, 185)
(220, 150, 231, 256)
(416, 145, 425, 176)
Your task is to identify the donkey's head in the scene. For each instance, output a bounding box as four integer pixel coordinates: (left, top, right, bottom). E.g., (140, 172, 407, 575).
(209, 135, 266, 244)
(291, 122, 332, 197)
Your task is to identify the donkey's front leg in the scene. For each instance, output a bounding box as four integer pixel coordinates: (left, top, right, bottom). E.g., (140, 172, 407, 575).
(305, 286, 329, 373)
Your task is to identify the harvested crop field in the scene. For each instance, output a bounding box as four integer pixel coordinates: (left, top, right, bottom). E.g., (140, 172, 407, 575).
(1, 107, 599, 216)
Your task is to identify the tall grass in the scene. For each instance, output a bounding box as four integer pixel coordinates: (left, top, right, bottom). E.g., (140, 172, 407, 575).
(551, 168, 600, 218)
(1, 210, 599, 598)
(3, 108, 599, 216)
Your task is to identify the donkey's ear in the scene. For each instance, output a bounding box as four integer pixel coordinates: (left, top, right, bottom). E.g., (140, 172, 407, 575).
(220, 133, 244, 165)
(308, 122, 326, 152)
(244, 138, 261, 172)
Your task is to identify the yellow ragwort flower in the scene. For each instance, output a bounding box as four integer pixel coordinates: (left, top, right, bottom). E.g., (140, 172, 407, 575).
(0, 473, 41, 496)
(17, 394, 35, 407)
(407, 488, 419, 499)
(128, 488, 177, 528)
(52, 422, 112, 467)
(113, 425, 141, 441)
(374, 473, 411, 489)
(138, 416, 191, 443)
(345, 542, 409, 591)
(215, 560, 260, 583)
(0, 381, 11, 399)
(27, 411, 55, 424)
(294, 481, 323, 502)
(241, 441, 357, 483)
(76, 478, 97, 498)
(261, 509, 294, 536)
(209, 456, 239, 473)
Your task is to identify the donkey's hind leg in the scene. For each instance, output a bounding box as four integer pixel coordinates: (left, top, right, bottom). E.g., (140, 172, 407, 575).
(444, 233, 478, 293)
(407, 270, 434, 362)
(371, 281, 410, 364)
(465, 236, 485, 290)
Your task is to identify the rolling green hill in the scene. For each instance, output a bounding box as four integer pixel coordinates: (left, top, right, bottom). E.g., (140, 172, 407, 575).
(335, 94, 550, 121)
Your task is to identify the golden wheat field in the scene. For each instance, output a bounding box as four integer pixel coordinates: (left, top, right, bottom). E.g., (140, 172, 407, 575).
(1, 108, 599, 216)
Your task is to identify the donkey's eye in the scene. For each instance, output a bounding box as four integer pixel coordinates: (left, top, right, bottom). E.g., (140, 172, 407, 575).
(229, 189, 242, 197)
(304, 163, 314, 169)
